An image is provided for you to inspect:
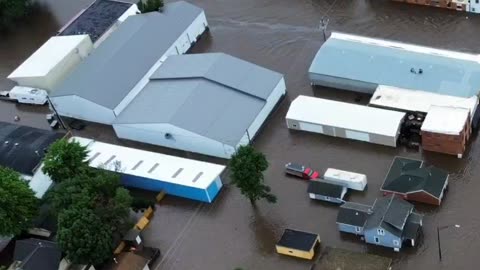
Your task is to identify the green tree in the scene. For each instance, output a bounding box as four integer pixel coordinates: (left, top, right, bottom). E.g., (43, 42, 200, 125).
(42, 139, 89, 183)
(138, 0, 164, 13)
(0, 0, 32, 30)
(229, 145, 276, 205)
(57, 207, 114, 265)
(0, 167, 38, 236)
(50, 169, 133, 264)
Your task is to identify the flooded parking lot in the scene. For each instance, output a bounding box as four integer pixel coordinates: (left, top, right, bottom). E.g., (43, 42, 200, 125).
(2, 0, 480, 269)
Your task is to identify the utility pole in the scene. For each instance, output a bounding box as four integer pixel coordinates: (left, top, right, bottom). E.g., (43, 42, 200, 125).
(437, 224, 460, 262)
(319, 17, 329, 41)
(46, 95, 68, 131)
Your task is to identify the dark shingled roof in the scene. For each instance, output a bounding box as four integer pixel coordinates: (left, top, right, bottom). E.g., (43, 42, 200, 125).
(337, 202, 372, 227)
(403, 212, 423, 240)
(381, 157, 449, 199)
(14, 239, 61, 270)
(308, 180, 346, 198)
(276, 229, 318, 252)
(0, 122, 64, 175)
(58, 0, 133, 42)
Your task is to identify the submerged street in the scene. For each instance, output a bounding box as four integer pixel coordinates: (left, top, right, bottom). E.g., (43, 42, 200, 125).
(1, 0, 480, 269)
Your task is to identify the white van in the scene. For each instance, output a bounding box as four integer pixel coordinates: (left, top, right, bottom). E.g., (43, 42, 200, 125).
(8, 86, 48, 105)
(323, 168, 367, 191)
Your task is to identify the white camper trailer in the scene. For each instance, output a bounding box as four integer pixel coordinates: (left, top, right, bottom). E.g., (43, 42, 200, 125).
(0, 86, 48, 105)
(323, 168, 367, 191)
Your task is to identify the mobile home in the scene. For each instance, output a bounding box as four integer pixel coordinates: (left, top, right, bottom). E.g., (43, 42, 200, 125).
(286, 96, 406, 147)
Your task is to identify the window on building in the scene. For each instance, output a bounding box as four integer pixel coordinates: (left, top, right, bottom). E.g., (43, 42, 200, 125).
(374, 236, 380, 243)
(476, 0, 479, 4)
(325, 196, 330, 201)
(355, 227, 361, 233)
(393, 239, 400, 246)
(377, 229, 385, 236)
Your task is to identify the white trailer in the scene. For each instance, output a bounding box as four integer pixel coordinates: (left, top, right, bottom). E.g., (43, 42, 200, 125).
(286, 95, 406, 147)
(323, 168, 367, 191)
(0, 86, 48, 105)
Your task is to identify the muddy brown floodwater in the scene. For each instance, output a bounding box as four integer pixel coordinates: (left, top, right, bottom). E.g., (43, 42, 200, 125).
(2, 0, 480, 269)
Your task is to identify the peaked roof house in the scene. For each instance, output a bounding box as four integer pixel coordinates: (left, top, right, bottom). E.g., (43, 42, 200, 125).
(113, 53, 286, 159)
(381, 157, 449, 205)
(50, 1, 209, 125)
(336, 194, 423, 252)
(12, 239, 62, 270)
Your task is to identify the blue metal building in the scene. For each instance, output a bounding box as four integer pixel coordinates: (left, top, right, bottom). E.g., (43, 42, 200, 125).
(73, 137, 225, 203)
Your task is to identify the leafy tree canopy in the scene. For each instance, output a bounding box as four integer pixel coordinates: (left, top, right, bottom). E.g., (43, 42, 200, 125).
(0, 166, 38, 236)
(57, 207, 114, 265)
(138, 0, 164, 13)
(0, 0, 32, 31)
(229, 145, 277, 205)
(42, 139, 89, 183)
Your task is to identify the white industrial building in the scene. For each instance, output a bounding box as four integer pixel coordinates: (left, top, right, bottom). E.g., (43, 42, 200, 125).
(370, 85, 479, 119)
(50, 1, 208, 124)
(72, 137, 226, 203)
(286, 96, 406, 147)
(7, 35, 93, 92)
(113, 53, 286, 159)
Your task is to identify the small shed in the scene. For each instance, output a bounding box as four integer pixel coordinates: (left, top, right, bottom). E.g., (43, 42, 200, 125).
(276, 229, 320, 260)
(72, 137, 225, 203)
(7, 35, 93, 92)
(286, 96, 406, 147)
(307, 180, 347, 204)
(421, 106, 471, 158)
(323, 168, 367, 191)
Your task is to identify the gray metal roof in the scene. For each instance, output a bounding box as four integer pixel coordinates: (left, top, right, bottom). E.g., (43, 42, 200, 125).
(115, 53, 284, 145)
(14, 239, 61, 270)
(365, 195, 414, 237)
(309, 33, 480, 98)
(51, 1, 204, 109)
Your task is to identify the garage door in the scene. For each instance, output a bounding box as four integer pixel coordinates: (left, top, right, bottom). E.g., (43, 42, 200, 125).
(345, 130, 370, 142)
(299, 122, 324, 133)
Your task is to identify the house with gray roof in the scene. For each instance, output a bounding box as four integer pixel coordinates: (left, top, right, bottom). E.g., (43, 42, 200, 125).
(309, 32, 480, 98)
(381, 157, 449, 206)
(336, 194, 423, 252)
(50, 1, 208, 124)
(113, 53, 286, 158)
(12, 239, 62, 270)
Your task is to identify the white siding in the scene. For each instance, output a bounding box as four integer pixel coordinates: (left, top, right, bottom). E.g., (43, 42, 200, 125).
(51, 95, 116, 124)
(113, 123, 234, 158)
(345, 130, 370, 142)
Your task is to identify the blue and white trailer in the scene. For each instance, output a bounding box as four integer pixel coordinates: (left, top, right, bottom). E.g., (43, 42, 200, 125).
(72, 137, 225, 203)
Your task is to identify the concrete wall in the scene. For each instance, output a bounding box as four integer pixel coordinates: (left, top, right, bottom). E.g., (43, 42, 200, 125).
(286, 119, 399, 147)
(51, 95, 116, 124)
(364, 227, 402, 251)
(113, 123, 236, 158)
(309, 73, 377, 94)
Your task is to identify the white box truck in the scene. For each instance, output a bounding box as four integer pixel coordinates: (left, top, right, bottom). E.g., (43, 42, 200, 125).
(0, 86, 48, 105)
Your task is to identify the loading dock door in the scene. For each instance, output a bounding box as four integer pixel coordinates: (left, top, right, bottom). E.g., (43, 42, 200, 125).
(299, 122, 324, 133)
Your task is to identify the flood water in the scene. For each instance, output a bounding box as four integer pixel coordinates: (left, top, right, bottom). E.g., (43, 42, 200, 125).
(2, 0, 480, 269)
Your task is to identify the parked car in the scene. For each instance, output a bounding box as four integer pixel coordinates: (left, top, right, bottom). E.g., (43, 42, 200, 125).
(285, 162, 320, 179)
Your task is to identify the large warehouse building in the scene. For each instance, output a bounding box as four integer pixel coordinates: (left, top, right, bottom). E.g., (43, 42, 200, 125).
(50, 1, 208, 124)
(113, 53, 286, 158)
(72, 137, 226, 203)
(309, 32, 480, 98)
